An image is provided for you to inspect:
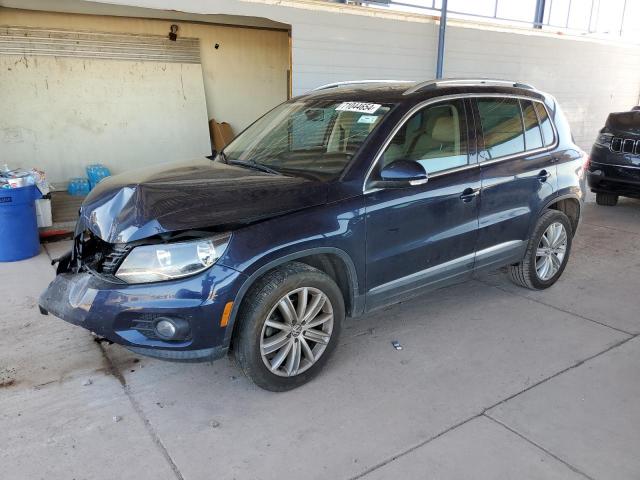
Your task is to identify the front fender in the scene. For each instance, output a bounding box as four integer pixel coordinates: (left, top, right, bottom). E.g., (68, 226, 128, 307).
(217, 197, 366, 348)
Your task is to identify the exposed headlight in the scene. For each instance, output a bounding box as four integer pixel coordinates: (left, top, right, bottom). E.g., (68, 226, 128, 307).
(115, 233, 231, 283)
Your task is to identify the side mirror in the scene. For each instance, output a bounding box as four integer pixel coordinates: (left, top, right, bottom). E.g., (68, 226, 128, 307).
(370, 160, 429, 189)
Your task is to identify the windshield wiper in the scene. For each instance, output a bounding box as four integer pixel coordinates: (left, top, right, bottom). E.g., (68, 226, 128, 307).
(215, 150, 228, 163)
(227, 159, 282, 176)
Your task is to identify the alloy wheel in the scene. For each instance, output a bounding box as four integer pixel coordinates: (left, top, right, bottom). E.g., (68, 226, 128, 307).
(535, 221, 568, 281)
(260, 287, 334, 377)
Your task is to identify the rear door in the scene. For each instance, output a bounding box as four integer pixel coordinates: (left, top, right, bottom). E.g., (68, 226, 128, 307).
(364, 99, 480, 311)
(472, 96, 558, 270)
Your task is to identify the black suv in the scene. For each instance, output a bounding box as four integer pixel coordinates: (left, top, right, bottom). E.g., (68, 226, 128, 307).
(588, 107, 640, 205)
(40, 79, 586, 390)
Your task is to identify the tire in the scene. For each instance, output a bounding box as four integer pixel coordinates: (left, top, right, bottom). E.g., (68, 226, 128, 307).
(233, 262, 344, 391)
(508, 210, 573, 290)
(596, 192, 618, 206)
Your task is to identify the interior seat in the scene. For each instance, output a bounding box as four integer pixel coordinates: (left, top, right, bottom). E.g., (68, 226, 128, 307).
(407, 115, 459, 160)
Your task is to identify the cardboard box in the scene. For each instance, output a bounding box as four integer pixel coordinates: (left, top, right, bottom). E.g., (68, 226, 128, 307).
(209, 119, 235, 152)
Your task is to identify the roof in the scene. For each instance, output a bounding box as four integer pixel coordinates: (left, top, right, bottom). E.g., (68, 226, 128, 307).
(302, 78, 545, 104)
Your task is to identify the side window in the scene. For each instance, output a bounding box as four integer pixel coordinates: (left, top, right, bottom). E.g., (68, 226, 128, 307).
(477, 98, 525, 159)
(521, 100, 544, 150)
(534, 102, 555, 147)
(381, 99, 469, 175)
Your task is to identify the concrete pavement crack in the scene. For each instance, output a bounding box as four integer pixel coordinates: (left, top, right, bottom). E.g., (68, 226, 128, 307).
(481, 333, 638, 414)
(474, 277, 635, 336)
(483, 414, 596, 480)
(348, 333, 638, 480)
(99, 344, 185, 480)
(347, 413, 483, 480)
(44, 243, 185, 480)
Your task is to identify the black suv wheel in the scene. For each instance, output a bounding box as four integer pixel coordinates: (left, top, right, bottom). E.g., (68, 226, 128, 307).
(233, 262, 344, 391)
(595, 192, 619, 206)
(508, 210, 573, 290)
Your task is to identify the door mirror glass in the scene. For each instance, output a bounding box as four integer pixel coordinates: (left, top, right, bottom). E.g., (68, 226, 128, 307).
(371, 160, 428, 188)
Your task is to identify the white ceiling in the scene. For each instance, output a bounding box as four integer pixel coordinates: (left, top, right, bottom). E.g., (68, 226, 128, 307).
(0, 0, 290, 30)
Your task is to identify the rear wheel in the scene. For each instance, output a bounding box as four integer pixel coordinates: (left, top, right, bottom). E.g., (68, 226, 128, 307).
(509, 210, 573, 290)
(596, 192, 618, 206)
(233, 262, 344, 391)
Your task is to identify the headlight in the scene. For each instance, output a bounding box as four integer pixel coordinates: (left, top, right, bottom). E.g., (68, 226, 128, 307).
(115, 233, 231, 283)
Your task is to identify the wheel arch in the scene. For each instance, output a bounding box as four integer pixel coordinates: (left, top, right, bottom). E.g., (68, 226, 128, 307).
(222, 247, 361, 349)
(543, 194, 582, 235)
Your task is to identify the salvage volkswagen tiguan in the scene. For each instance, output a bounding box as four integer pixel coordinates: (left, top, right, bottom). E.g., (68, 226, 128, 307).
(40, 79, 586, 391)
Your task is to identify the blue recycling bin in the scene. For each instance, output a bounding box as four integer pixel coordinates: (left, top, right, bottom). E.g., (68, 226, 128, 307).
(0, 185, 42, 262)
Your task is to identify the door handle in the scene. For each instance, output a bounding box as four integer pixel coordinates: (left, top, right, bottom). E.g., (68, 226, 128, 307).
(537, 169, 551, 182)
(460, 187, 480, 202)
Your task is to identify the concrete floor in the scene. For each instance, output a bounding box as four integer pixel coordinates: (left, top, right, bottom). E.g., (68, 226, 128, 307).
(1, 195, 639, 480)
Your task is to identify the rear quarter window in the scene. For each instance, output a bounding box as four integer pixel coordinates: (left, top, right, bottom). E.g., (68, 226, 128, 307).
(521, 100, 544, 150)
(534, 102, 555, 147)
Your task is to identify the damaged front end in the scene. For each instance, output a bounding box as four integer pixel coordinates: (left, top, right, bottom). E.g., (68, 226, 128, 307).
(39, 225, 247, 362)
(52, 228, 131, 279)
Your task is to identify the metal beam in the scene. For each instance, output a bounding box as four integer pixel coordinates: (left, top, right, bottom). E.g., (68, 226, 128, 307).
(436, 0, 448, 79)
(534, 0, 546, 28)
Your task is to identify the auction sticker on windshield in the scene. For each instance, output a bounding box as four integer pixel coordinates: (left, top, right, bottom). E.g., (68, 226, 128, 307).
(357, 115, 380, 124)
(336, 102, 381, 114)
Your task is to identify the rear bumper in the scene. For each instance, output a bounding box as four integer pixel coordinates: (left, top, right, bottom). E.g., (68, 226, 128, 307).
(587, 161, 640, 198)
(39, 265, 247, 362)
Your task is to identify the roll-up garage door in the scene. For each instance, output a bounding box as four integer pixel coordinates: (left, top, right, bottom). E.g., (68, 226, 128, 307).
(0, 26, 211, 184)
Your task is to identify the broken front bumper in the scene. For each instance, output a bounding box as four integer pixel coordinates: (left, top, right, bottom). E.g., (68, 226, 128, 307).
(39, 264, 247, 362)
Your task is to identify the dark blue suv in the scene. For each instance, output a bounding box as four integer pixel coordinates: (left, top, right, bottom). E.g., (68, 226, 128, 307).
(40, 79, 586, 390)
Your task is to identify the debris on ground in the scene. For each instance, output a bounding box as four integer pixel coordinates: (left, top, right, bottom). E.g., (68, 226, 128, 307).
(82, 378, 93, 386)
(391, 340, 403, 351)
(0, 366, 17, 388)
(209, 420, 221, 428)
(112, 415, 122, 423)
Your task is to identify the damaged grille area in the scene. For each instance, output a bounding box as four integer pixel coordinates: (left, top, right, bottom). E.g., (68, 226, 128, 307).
(72, 230, 131, 280)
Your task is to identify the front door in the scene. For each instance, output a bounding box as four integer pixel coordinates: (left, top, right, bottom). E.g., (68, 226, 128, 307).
(364, 99, 480, 311)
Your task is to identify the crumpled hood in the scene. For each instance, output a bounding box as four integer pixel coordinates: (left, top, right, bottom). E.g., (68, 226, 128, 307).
(79, 159, 328, 243)
(605, 111, 640, 136)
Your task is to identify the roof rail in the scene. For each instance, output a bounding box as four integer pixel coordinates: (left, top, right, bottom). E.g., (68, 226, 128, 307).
(403, 78, 536, 95)
(312, 80, 413, 91)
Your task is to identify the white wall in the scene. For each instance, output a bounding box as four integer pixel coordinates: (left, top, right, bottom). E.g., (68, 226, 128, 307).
(444, 25, 640, 149)
(0, 56, 211, 183)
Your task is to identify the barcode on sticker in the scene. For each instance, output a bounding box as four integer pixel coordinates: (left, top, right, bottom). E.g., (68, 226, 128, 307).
(336, 102, 381, 114)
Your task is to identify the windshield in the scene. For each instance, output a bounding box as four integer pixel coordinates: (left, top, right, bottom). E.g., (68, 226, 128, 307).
(222, 99, 393, 180)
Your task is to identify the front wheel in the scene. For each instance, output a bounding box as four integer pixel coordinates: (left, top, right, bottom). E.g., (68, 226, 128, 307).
(508, 210, 573, 290)
(233, 262, 344, 391)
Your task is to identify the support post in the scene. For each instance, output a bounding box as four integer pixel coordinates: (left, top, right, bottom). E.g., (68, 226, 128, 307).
(534, 0, 546, 29)
(436, 0, 448, 79)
